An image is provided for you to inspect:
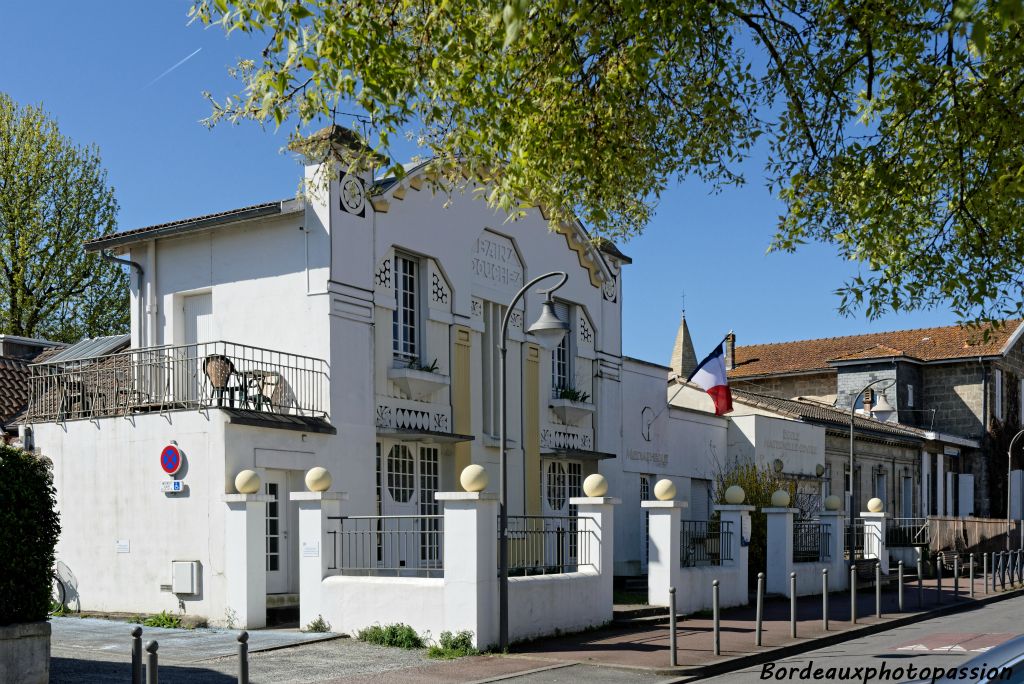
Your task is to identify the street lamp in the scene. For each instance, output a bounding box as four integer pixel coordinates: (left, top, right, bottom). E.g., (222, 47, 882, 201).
(848, 379, 897, 559)
(498, 271, 570, 650)
(1008, 430, 1024, 551)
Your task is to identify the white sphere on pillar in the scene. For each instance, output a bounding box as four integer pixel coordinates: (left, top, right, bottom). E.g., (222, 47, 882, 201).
(234, 469, 261, 495)
(867, 497, 884, 513)
(770, 489, 791, 507)
(582, 473, 608, 497)
(305, 466, 332, 492)
(654, 478, 676, 501)
(724, 485, 745, 505)
(823, 494, 842, 511)
(460, 464, 489, 492)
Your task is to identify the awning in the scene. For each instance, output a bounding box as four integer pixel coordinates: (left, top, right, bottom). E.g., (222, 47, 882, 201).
(377, 427, 475, 444)
(542, 448, 617, 461)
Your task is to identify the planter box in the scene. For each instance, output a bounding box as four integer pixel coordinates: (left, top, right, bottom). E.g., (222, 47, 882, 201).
(0, 621, 50, 684)
(548, 398, 595, 425)
(387, 367, 450, 401)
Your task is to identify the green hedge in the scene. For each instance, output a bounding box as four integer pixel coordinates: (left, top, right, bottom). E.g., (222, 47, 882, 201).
(0, 445, 60, 625)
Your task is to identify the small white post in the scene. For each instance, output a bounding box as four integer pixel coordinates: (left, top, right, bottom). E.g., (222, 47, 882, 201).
(290, 491, 347, 629)
(861, 511, 890, 574)
(819, 510, 849, 591)
(715, 504, 755, 592)
(435, 491, 499, 649)
(763, 507, 798, 596)
(224, 494, 273, 629)
(571, 496, 620, 621)
(643, 500, 687, 607)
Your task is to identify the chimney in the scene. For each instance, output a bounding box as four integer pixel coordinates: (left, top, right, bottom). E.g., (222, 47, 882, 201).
(725, 331, 736, 371)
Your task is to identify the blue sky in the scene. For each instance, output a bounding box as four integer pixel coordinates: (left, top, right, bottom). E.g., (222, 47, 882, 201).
(0, 2, 961, 363)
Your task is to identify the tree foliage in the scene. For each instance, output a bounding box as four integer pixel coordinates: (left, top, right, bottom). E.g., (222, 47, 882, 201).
(0, 445, 60, 625)
(192, 0, 1024, 325)
(0, 93, 127, 343)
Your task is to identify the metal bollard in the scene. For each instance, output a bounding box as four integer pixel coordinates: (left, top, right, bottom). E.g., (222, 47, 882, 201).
(850, 565, 857, 624)
(822, 568, 829, 631)
(131, 627, 143, 684)
(984, 552, 989, 594)
(1019, 549, 1023, 585)
(875, 561, 882, 618)
(790, 572, 797, 639)
(145, 640, 159, 684)
(755, 572, 765, 646)
(669, 587, 677, 667)
(238, 630, 249, 684)
(954, 555, 960, 599)
(918, 558, 924, 608)
(898, 561, 904, 612)
(713, 580, 721, 656)
(937, 553, 944, 604)
(1001, 552, 1007, 590)
(970, 553, 975, 598)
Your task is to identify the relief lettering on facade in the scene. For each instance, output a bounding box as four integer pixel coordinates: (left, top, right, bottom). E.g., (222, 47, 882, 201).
(472, 233, 523, 289)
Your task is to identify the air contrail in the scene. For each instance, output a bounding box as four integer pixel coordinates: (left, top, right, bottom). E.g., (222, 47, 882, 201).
(145, 48, 202, 88)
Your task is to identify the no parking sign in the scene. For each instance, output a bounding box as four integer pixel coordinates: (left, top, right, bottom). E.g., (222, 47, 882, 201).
(160, 444, 183, 475)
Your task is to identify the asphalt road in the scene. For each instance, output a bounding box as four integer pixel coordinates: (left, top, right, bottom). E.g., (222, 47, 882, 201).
(699, 593, 1024, 684)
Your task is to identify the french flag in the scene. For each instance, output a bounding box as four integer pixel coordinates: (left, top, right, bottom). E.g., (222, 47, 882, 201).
(687, 342, 733, 416)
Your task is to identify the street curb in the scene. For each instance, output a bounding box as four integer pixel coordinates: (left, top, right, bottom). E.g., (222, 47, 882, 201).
(662, 586, 1024, 682)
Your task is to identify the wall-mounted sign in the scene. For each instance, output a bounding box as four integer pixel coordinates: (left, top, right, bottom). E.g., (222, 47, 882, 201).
(161, 480, 184, 493)
(115, 539, 130, 554)
(160, 445, 183, 475)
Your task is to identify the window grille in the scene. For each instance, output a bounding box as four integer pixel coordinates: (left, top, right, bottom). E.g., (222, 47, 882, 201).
(387, 444, 415, 503)
(551, 301, 572, 395)
(393, 255, 419, 362)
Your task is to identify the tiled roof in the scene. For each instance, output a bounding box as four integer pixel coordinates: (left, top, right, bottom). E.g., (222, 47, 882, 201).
(0, 356, 30, 428)
(730, 321, 1022, 378)
(732, 388, 926, 440)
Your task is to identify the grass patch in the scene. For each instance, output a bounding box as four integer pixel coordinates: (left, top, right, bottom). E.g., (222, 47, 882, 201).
(613, 591, 648, 605)
(306, 614, 331, 633)
(48, 599, 67, 617)
(140, 611, 183, 629)
(427, 631, 478, 659)
(357, 623, 424, 649)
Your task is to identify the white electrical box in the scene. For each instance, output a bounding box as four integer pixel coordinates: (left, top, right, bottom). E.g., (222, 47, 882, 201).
(171, 561, 199, 595)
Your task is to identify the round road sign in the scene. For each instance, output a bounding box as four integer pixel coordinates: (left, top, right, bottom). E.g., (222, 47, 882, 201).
(160, 445, 182, 475)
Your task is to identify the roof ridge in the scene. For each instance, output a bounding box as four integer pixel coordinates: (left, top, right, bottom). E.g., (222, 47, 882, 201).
(734, 320, 1021, 350)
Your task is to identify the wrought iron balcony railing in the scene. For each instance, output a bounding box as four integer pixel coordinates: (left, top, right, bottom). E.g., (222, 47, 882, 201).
(27, 340, 328, 422)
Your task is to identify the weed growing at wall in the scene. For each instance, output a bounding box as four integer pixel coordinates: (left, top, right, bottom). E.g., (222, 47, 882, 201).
(306, 615, 331, 633)
(427, 631, 477, 659)
(142, 611, 183, 629)
(357, 623, 424, 649)
(0, 445, 60, 625)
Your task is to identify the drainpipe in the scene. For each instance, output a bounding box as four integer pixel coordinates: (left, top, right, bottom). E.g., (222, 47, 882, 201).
(100, 250, 143, 345)
(146, 240, 158, 347)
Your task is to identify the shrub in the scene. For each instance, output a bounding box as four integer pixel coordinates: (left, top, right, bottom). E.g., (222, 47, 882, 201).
(142, 611, 183, 629)
(357, 623, 424, 649)
(0, 445, 60, 625)
(428, 630, 477, 659)
(306, 614, 331, 632)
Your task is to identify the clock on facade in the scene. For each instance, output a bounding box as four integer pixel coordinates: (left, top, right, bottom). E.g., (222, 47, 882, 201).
(340, 174, 366, 216)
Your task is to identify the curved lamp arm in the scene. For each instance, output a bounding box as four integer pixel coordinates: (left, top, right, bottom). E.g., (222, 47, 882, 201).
(498, 271, 569, 351)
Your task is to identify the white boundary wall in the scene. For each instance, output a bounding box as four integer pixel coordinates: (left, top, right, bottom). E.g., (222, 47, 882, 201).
(765, 508, 848, 597)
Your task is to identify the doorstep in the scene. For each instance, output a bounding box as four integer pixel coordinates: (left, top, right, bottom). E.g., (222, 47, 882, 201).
(266, 593, 299, 609)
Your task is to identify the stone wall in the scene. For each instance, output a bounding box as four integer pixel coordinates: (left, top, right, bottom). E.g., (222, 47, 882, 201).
(733, 372, 836, 401)
(823, 432, 920, 516)
(835, 365, 898, 415)
(921, 362, 986, 438)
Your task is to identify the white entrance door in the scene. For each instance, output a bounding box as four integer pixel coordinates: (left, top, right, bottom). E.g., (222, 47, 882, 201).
(378, 444, 442, 570)
(265, 470, 290, 593)
(181, 293, 213, 403)
(640, 475, 651, 574)
(541, 460, 582, 568)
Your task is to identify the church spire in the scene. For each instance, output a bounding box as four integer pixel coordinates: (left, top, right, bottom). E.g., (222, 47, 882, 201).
(670, 311, 699, 380)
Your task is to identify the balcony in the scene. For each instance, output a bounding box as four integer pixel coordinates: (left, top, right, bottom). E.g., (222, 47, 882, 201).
(27, 340, 329, 427)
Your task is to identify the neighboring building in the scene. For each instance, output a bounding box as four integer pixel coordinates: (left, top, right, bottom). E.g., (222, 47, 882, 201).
(0, 335, 64, 442)
(725, 323, 1024, 517)
(23, 126, 727, 624)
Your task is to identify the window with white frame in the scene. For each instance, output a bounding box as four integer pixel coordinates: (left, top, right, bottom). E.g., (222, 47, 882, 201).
(995, 368, 1004, 420)
(393, 254, 420, 363)
(551, 300, 573, 396)
(387, 444, 415, 503)
(481, 301, 507, 437)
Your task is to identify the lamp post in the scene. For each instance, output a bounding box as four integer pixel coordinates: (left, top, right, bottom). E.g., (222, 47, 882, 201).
(848, 379, 896, 559)
(1007, 430, 1024, 551)
(498, 271, 570, 650)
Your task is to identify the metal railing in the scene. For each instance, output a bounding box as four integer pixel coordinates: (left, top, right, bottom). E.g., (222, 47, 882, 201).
(846, 518, 866, 560)
(887, 518, 930, 547)
(27, 340, 327, 422)
(326, 515, 444, 577)
(680, 520, 733, 567)
(504, 515, 595, 575)
(793, 522, 831, 562)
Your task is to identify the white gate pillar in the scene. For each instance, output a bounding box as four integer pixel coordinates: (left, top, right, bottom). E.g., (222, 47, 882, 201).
(763, 507, 797, 596)
(290, 491, 347, 629)
(224, 494, 273, 628)
(436, 491, 499, 649)
(572, 496, 620, 621)
(819, 510, 849, 591)
(861, 511, 889, 575)
(714, 504, 754, 590)
(642, 500, 687, 607)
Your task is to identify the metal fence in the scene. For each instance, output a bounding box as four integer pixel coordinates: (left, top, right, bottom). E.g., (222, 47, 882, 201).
(793, 522, 831, 562)
(28, 340, 327, 422)
(680, 520, 733, 567)
(845, 518, 866, 560)
(503, 515, 594, 575)
(326, 515, 443, 577)
(886, 518, 930, 547)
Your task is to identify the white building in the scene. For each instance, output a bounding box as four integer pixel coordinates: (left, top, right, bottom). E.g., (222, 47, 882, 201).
(25, 127, 727, 627)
